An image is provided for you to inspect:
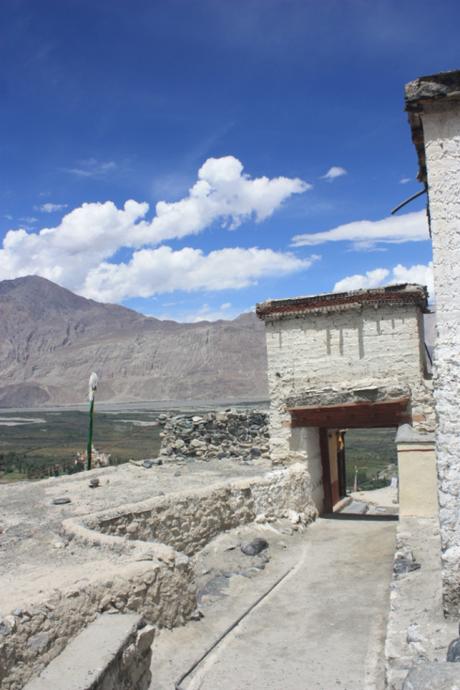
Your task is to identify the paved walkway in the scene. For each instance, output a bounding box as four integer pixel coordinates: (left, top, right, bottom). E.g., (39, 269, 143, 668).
(182, 518, 395, 690)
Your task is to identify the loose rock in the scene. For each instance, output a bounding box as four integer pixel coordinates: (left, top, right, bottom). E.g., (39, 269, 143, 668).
(241, 538, 269, 556)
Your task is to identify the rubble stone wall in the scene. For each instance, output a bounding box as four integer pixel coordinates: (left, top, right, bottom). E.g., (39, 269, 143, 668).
(0, 559, 194, 690)
(77, 464, 317, 557)
(1, 465, 316, 690)
(263, 304, 434, 464)
(158, 409, 269, 463)
(23, 614, 154, 690)
(423, 101, 460, 614)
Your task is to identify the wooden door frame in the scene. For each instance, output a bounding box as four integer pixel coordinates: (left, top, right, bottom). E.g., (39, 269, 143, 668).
(319, 428, 333, 513)
(297, 399, 410, 514)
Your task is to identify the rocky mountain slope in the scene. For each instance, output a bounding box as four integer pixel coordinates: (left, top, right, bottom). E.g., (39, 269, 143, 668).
(0, 276, 269, 407)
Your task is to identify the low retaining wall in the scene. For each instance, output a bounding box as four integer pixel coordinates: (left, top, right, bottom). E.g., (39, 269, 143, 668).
(0, 559, 194, 690)
(66, 464, 317, 557)
(23, 614, 154, 690)
(1, 464, 316, 690)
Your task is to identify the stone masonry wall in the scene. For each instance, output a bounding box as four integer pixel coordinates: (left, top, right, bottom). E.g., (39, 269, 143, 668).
(422, 101, 460, 614)
(76, 464, 317, 557)
(158, 409, 269, 463)
(1, 465, 315, 689)
(263, 303, 434, 464)
(0, 558, 194, 690)
(23, 614, 155, 690)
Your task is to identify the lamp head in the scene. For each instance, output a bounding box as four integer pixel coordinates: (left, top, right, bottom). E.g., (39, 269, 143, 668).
(88, 372, 98, 401)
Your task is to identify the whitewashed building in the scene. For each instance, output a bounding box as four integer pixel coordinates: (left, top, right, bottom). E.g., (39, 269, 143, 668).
(257, 285, 434, 514)
(405, 69, 460, 613)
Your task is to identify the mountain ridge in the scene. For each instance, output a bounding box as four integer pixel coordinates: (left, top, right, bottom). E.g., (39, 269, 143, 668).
(0, 276, 269, 407)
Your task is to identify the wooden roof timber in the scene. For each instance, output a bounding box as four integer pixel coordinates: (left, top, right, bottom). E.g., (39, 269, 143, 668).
(289, 397, 410, 429)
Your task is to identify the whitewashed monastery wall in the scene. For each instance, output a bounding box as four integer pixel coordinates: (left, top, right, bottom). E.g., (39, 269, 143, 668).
(264, 302, 433, 469)
(422, 100, 460, 613)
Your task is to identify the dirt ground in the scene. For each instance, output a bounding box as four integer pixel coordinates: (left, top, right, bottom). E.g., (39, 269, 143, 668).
(0, 458, 270, 611)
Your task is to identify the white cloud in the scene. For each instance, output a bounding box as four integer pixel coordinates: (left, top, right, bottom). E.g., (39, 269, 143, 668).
(19, 216, 38, 224)
(82, 246, 316, 302)
(400, 177, 411, 184)
(63, 158, 117, 178)
(291, 210, 429, 250)
(4, 214, 13, 221)
(0, 156, 312, 301)
(37, 203, 68, 213)
(333, 268, 390, 292)
(321, 166, 347, 181)
(150, 156, 310, 242)
(333, 261, 434, 300)
(392, 262, 434, 298)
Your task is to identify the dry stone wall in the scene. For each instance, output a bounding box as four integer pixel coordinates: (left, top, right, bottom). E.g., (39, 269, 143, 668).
(23, 614, 154, 690)
(71, 464, 317, 557)
(0, 554, 194, 690)
(0, 464, 316, 690)
(158, 409, 269, 463)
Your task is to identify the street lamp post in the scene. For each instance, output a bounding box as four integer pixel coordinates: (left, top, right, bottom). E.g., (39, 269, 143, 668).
(86, 372, 98, 471)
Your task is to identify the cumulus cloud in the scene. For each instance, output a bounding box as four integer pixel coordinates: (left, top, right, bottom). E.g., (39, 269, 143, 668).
(150, 156, 310, 242)
(321, 166, 347, 181)
(333, 261, 434, 299)
(0, 156, 312, 301)
(291, 210, 429, 250)
(37, 203, 68, 213)
(82, 246, 316, 302)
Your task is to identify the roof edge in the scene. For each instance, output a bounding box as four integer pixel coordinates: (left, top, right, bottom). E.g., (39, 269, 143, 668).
(256, 284, 428, 321)
(405, 69, 460, 185)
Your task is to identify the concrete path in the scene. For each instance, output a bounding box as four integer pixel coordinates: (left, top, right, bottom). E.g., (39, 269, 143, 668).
(183, 518, 395, 690)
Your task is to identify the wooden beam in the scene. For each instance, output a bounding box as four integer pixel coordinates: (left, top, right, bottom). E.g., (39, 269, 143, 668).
(289, 398, 410, 429)
(319, 428, 333, 514)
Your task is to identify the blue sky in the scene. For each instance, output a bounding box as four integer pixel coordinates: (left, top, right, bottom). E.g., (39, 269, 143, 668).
(1, 0, 457, 321)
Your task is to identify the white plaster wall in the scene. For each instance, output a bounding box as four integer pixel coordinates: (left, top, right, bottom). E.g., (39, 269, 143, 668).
(397, 443, 438, 518)
(423, 101, 460, 613)
(265, 304, 433, 463)
(290, 426, 323, 512)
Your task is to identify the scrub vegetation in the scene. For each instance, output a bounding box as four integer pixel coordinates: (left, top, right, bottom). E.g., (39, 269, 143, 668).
(345, 427, 397, 491)
(0, 410, 163, 481)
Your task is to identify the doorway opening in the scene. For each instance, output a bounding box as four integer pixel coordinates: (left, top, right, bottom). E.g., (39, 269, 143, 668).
(290, 398, 409, 517)
(321, 427, 399, 517)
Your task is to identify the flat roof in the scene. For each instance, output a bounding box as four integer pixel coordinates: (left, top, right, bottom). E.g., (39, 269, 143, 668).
(256, 283, 428, 320)
(405, 68, 460, 184)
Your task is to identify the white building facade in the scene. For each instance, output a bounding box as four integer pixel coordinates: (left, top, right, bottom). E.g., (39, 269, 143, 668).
(406, 70, 460, 613)
(257, 285, 434, 514)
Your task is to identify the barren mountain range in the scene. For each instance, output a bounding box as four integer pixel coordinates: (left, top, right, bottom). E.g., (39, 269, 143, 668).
(0, 276, 269, 408)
